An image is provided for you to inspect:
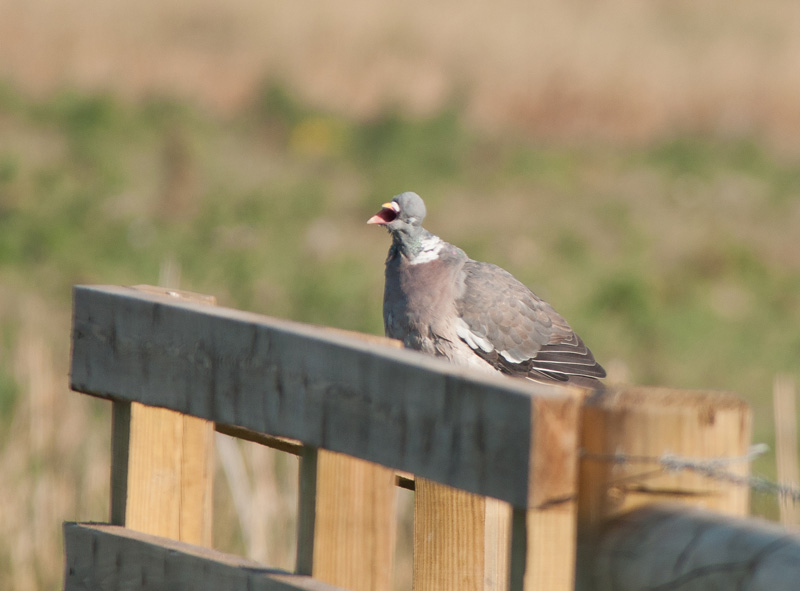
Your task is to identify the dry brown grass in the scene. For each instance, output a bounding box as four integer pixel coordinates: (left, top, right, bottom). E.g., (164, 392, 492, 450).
(0, 287, 302, 589)
(2, 0, 800, 147)
(0, 290, 109, 591)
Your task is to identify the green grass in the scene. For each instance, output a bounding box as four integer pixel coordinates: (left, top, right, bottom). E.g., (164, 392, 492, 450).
(1, 80, 799, 588)
(2, 79, 799, 390)
(2, 79, 799, 404)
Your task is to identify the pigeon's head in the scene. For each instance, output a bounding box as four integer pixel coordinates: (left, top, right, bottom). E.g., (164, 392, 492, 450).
(367, 192, 427, 235)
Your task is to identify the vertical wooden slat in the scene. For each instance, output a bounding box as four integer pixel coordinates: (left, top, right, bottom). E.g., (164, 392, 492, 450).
(523, 504, 576, 590)
(109, 287, 215, 546)
(484, 496, 511, 590)
(297, 449, 397, 591)
(522, 393, 582, 591)
(774, 375, 800, 528)
(179, 412, 215, 543)
(413, 478, 511, 591)
(111, 402, 215, 545)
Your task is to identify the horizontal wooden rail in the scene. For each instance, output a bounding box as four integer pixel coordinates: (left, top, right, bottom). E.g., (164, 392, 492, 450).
(587, 505, 800, 591)
(70, 284, 581, 511)
(63, 522, 346, 591)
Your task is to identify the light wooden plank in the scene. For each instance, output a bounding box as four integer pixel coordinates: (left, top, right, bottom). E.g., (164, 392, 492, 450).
(523, 503, 576, 591)
(521, 394, 582, 591)
(413, 478, 511, 591)
(70, 284, 576, 508)
(773, 375, 800, 528)
(578, 386, 751, 523)
(112, 404, 214, 543)
(576, 385, 752, 590)
(413, 479, 488, 591)
(302, 450, 396, 591)
(591, 505, 800, 591)
(178, 410, 214, 543)
(122, 404, 214, 544)
(63, 522, 347, 591)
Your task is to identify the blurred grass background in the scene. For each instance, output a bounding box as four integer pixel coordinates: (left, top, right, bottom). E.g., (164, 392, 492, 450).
(1, 1, 800, 589)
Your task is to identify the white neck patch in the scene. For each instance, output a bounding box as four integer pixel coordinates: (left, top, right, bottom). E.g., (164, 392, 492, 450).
(409, 236, 443, 265)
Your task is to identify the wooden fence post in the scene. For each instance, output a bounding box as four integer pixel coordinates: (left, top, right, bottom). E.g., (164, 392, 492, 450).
(297, 449, 397, 591)
(521, 394, 584, 591)
(413, 479, 511, 591)
(576, 386, 752, 590)
(413, 390, 581, 591)
(773, 374, 800, 528)
(109, 287, 215, 546)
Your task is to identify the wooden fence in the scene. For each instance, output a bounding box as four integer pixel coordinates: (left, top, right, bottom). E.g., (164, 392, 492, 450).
(64, 285, 800, 591)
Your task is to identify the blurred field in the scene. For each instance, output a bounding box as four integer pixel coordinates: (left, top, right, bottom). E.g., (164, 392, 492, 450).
(3, 0, 800, 146)
(1, 1, 800, 590)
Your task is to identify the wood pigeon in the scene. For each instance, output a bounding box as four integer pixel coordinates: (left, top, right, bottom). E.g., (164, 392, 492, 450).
(368, 191, 606, 386)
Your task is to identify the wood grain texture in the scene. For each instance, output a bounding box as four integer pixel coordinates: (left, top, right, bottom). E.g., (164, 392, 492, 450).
(119, 403, 214, 542)
(413, 478, 511, 591)
(576, 385, 752, 590)
(591, 505, 800, 591)
(71, 284, 576, 508)
(177, 409, 214, 543)
(773, 375, 800, 528)
(63, 522, 347, 591)
(305, 450, 396, 591)
(524, 502, 577, 591)
(516, 391, 582, 591)
(578, 386, 751, 524)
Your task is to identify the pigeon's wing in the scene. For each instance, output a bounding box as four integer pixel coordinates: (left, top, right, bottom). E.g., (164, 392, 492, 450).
(454, 261, 606, 382)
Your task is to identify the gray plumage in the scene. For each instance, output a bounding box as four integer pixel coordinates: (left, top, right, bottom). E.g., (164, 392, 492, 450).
(368, 191, 606, 386)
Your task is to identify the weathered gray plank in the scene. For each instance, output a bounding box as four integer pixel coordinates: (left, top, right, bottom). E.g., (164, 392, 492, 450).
(586, 505, 800, 591)
(70, 285, 577, 508)
(63, 522, 346, 591)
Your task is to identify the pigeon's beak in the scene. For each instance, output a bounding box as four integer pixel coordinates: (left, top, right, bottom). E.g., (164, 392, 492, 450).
(367, 201, 400, 225)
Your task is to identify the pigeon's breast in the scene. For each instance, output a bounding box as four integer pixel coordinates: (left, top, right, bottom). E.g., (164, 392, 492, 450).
(383, 253, 464, 354)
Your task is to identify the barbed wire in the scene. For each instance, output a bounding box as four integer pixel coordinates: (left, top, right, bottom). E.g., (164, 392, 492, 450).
(581, 443, 800, 503)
